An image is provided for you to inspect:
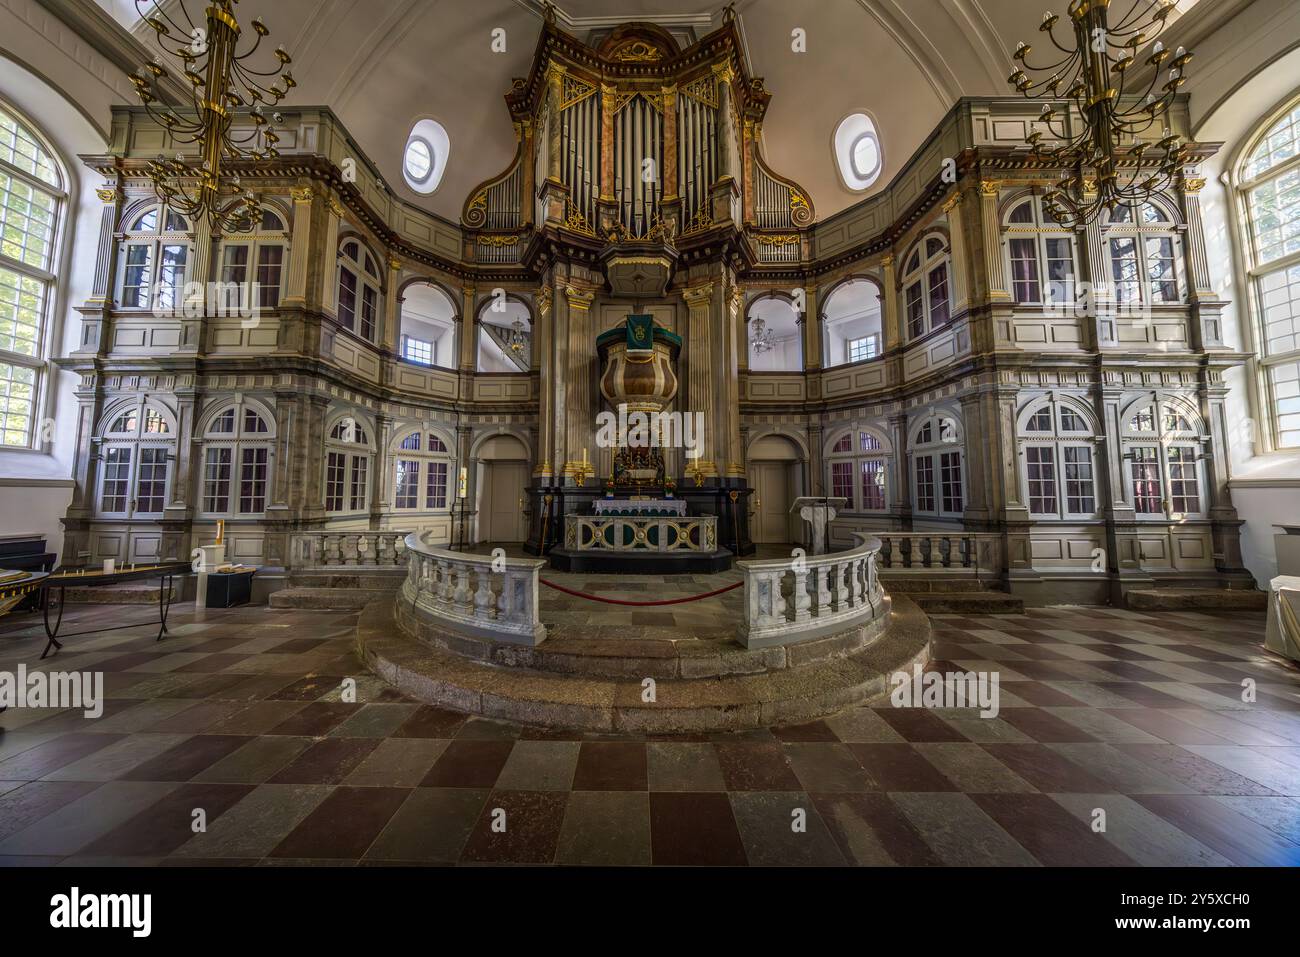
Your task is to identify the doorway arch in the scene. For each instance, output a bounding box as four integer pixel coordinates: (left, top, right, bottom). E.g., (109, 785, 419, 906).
(473, 432, 531, 544)
(747, 432, 806, 544)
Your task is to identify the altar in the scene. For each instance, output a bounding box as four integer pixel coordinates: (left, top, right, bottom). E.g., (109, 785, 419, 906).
(594, 498, 687, 516)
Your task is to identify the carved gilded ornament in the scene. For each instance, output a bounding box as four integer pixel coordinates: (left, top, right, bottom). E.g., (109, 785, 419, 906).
(95, 187, 121, 204)
(564, 201, 597, 237)
(327, 195, 346, 217)
(387, 255, 402, 272)
(478, 234, 521, 247)
(755, 234, 799, 246)
(979, 180, 1000, 197)
(611, 40, 663, 62)
(535, 286, 553, 315)
(291, 186, 314, 203)
(467, 191, 488, 214)
(681, 207, 713, 235)
(564, 286, 595, 310)
(710, 61, 735, 85)
(1183, 177, 1206, 193)
(942, 192, 962, 213)
(682, 282, 714, 306)
(881, 253, 895, 270)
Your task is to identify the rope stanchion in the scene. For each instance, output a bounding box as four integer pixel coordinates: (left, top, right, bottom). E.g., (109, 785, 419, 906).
(539, 577, 742, 606)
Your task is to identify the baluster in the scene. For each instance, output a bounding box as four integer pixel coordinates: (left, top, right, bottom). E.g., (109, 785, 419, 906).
(903, 537, 914, 569)
(497, 569, 516, 622)
(850, 557, 864, 606)
(792, 566, 811, 622)
(961, 536, 973, 569)
(452, 565, 472, 612)
(940, 536, 951, 568)
(436, 560, 453, 603)
(881, 535, 892, 569)
(814, 565, 832, 616)
(473, 565, 495, 620)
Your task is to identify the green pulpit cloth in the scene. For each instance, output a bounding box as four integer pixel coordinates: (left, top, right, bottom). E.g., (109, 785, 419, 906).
(626, 313, 654, 355)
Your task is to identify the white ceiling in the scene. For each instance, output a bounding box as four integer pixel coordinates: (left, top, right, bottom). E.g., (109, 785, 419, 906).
(102, 0, 1218, 223)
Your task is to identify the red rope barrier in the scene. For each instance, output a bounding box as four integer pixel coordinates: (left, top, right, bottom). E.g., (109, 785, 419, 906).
(539, 577, 742, 606)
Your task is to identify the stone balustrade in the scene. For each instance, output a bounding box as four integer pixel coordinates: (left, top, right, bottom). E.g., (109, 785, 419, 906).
(288, 530, 411, 568)
(399, 532, 547, 645)
(735, 533, 886, 649)
(873, 532, 1001, 576)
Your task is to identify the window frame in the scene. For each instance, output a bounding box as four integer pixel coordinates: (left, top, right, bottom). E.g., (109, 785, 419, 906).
(390, 428, 455, 513)
(336, 239, 383, 343)
(900, 234, 952, 342)
(0, 100, 67, 449)
(323, 414, 375, 515)
(197, 400, 276, 518)
(217, 206, 289, 314)
(116, 203, 192, 313)
(1102, 199, 1184, 308)
(909, 412, 964, 519)
(1120, 398, 1207, 521)
(1016, 397, 1100, 521)
(825, 427, 890, 513)
(1002, 196, 1079, 307)
(1233, 94, 1300, 452)
(94, 400, 176, 519)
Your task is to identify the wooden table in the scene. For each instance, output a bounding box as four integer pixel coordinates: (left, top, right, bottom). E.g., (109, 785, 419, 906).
(36, 562, 191, 659)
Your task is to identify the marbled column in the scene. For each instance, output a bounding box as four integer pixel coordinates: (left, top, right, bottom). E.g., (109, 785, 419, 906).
(370, 412, 393, 527)
(661, 84, 678, 203)
(459, 284, 477, 373)
(320, 195, 344, 316)
(300, 395, 331, 522)
(681, 282, 717, 477)
(802, 283, 820, 372)
(271, 389, 298, 510)
(722, 282, 745, 477)
(383, 256, 401, 354)
(888, 412, 912, 527)
(959, 391, 991, 524)
(599, 83, 616, 204)
(880, 256, 902, 351)
(534, 285, 555, 480)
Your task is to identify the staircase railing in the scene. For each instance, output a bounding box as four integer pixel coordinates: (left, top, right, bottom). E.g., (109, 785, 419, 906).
(735, 533, 886, 649)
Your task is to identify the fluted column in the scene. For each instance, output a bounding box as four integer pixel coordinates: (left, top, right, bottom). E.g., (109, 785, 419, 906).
(801, 283, 820, 372)
(1181, 177, 1223, 348)
(459, 284, 477, 373)
(722, 281, 745, 479)
(534, 285, 555, 481)
(88, 186, 122, 304)
(682, 282, 717, 478)
(384, 256, 402, 354)
(1080, 178, 1116, 348)
(320, 195, 344, 316)
(888, 412, 912, 528)
(562, 285, 595, 484)
(979, 180, 1010, 302)
(282, 185, 314, 304)
(880, 255, 902, 350)
(943, 192, 970, 315)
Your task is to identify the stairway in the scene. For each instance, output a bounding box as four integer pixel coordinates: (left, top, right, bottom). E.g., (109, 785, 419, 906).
(1125, 587, 1267, 612)
(881, 575, 1024, 615)
(268, 569, 405, 611)
(359, 594, 933, 733)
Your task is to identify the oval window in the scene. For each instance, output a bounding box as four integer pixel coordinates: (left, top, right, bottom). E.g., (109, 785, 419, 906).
(402, 118, 450, 195)
(834, 113, 884, 192)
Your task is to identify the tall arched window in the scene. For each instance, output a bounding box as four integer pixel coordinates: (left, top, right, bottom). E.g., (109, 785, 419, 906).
(1104, 198, 1182, 306)
(0, 103, 65, 447)
(337, 239, 382, 342)
(118, 203, 191, 312)
(1237, 97, 1300, 449)
(199, 400, 275, 516)
(901, 235, 951, 341)
(1120, 396, 1206, 521)
(218, 206, 288, 312)
(96, 400, 175, 518)
(1017, 397, 1099, 519)
(910, 412, 963, 518)
(746, 293, 804, 372)
(477, 295, 532, 372)
(826, 427, 890, 512)
(1004, 195, 1077, 306)
(400, 281, 458, 368)
(324, 414, 374, 514)
(820, 278, 882, 368)
(392, 428, 455, 512)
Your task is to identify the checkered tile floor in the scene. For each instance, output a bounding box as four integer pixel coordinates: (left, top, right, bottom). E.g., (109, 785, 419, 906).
(0, 601, 1297, 866)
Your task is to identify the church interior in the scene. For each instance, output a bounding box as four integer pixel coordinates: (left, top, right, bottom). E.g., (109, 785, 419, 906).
(0, 0, 1298, 879)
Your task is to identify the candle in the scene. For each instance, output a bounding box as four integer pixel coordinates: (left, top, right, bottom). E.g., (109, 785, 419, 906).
(215, 519, 225, 546)
(582, 447, 588, 465)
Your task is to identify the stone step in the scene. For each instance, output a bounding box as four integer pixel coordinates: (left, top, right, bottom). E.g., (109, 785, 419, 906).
(880, 576, 1003, 593)
(268, 587, 376, 610)
(286, 570, 404, 592)
(359, 596, 932, 733)
(1126, 588, 1268, 612)
(397, 594, 894, 680)
(65, 583, 176, 605)
(909, 591, 1024, 615)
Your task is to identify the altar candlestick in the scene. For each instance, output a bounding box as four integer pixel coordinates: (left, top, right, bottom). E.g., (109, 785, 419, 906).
(215, 519, 225, 546)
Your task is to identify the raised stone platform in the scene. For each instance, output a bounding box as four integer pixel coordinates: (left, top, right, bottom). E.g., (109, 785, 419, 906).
(360, 592, 930, 733)
(1126, 587, 1268, 611)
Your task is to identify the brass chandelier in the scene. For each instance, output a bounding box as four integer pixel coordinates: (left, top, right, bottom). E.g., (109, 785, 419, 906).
(1007, 0, 1193, 227)
(129, 0, 295, 231)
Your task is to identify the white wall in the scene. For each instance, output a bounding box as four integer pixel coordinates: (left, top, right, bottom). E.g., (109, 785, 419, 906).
(0, 0, 126, 560)
(1187, 0, 1300, 586)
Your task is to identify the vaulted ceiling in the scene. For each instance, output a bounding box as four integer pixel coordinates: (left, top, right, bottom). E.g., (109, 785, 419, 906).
(94, 0, 1219, 223)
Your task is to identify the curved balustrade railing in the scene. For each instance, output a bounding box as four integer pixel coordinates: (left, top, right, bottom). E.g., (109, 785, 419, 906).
(400, 532, 547, 646)
(735, 533, 886, 649)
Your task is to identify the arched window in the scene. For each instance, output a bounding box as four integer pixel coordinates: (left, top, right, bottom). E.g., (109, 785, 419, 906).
(324, 414, 374, 514)
(901, 235, 951, 341)
(1120, 396, 1205, 520)
(337, 239, 382, 341)
(1017, 397, 1098, 519)
(1004, 196, 1077, 306)
(0, 102, 65, 447)
(1237, 97, 1300, 449)
(910, 412, 963, 518)
(477, 295, 531, 372)
(400, 281, 458, 368)
(746, 294, 803, 372)
(392, 428, 455, 512)
(200, 400, 275, 516)
(96, 400, 175, 518)
(218, 205, 288, 313)
(119, 202, 191, 312)
(826, 427, 890, 512)
(1104, 198, 1181, 306)
(820, 278, 882, 368)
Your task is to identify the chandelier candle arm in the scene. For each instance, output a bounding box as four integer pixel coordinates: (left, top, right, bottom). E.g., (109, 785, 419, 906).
(1008, 0, 1193, 227)
(129, 0, 296, 232)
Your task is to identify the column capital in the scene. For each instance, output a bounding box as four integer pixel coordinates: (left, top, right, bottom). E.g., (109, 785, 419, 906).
(563, 286, 595, 310)
(290, 185, 314, 203)
(326, 194, 346, 218)
(95, 187, 121, 204)
(942, 192, 963, 213)
(681, 281, 715, 306)
(978, 180, 1001, 197)
(1182, 177, 1207, 193)
(535, 285, 553, 316)
(387, 255, 402, 272)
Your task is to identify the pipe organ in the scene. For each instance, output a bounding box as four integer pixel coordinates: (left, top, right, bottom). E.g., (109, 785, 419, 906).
(461, 17, 813, 260)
